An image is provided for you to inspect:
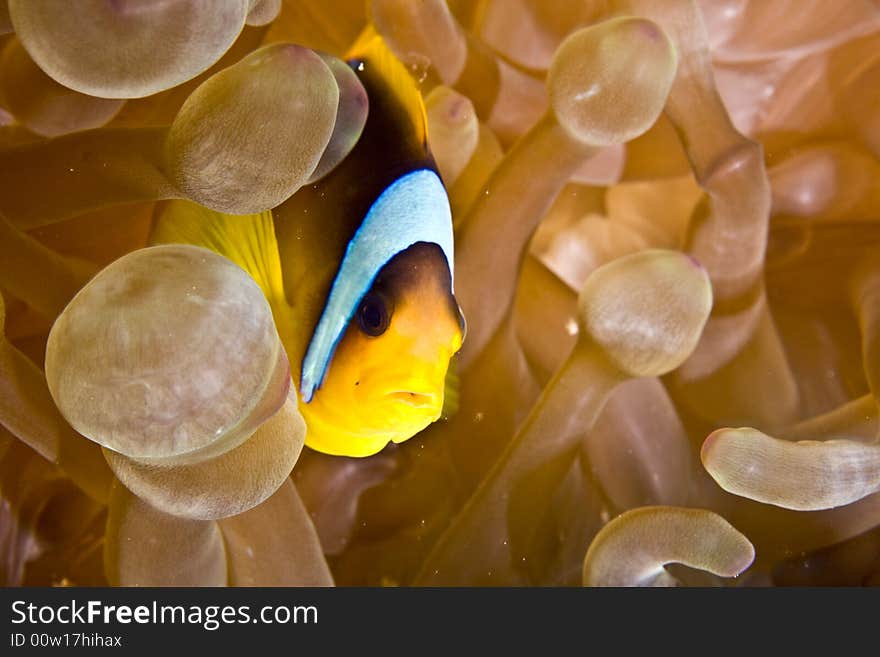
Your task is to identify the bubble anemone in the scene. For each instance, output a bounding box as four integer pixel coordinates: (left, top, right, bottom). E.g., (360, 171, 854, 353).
(220, 479, 335, 586)
(307, 51, 370, 184)
(104, 481, 227, 587)
(0, 292, 111, 503)
(45, 245, 290, 464)
(1, 0, 879, 588)
(702, 427, 880, 511)
(582, 507, 755, 587)
(455, 16, 678, 366)
(0, 44, 365, 226)
(0, 38, 124, 138)
(370, 0, 546, 144)
(104, 397, 305, 520)
(417, 250, 712, 584)
(425, 86, 479, 187)
(0, 213, 97, 319)
(165, 43, 340, 214)
(547, 17, 678, 148)
(245, 0, 282, 27)
(8, 0, 249, 99)
(577, 249, 712, 378)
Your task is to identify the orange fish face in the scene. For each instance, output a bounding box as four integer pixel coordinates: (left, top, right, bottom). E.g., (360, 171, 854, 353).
(300, 243, 463, 457)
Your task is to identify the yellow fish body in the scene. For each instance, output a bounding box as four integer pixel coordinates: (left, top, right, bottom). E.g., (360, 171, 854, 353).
(152, 32, 464, 457)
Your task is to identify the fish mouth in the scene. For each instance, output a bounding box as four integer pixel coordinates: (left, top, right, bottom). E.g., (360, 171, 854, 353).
(385, 390, 439, 409)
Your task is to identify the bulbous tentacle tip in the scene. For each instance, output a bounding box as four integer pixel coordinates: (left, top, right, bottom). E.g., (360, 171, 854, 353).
(702, 427, 880, 511)
(582, 506, 755, 587)
(104, 396, 306, 521)
(548, 16, 677, 147)
(425, 86, 479, 186)
(165, 43, 339, 214)
(307, 52, 370, 184)
(45, 244, 289, 464)
(8, 0, 250, 98)
(246, 0, 281, 27)
(577, 249, 713, 378)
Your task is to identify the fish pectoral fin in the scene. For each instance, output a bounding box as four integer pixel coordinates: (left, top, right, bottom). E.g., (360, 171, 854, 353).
(150, 199, 287, 307)
(440, 354, 460, 421)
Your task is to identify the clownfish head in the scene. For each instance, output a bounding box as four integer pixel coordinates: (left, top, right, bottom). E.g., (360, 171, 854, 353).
(299, 242, 463, 457)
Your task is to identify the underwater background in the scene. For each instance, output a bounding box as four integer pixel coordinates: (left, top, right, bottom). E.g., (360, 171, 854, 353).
(2, 0, 880, 587)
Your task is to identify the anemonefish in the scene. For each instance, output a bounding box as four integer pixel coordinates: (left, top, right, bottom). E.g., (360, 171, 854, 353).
(150, 29, 465, 458)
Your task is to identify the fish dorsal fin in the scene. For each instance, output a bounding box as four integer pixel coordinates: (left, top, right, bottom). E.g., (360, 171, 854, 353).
(300, 168, 453, 402)
(345, 25, 427, 146)
(150, 200, 286, 308)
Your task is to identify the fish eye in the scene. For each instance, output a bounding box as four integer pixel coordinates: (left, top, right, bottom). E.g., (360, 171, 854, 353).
(357, 291, 391, 337)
